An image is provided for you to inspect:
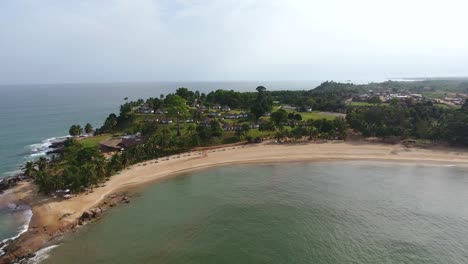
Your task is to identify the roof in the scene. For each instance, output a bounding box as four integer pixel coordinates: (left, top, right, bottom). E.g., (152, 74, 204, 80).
(99, 138, 123, 149)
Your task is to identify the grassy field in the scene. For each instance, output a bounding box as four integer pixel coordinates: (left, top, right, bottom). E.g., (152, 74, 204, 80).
(272, 107, 339, 121)
(423, 92, 445, 99)
(80, 134, 112, 148)
(299, 111, 340, 120)
(349, 102, 389, 107)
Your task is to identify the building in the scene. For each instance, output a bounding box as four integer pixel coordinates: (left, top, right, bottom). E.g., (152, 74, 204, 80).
(99, 134, 144, 153)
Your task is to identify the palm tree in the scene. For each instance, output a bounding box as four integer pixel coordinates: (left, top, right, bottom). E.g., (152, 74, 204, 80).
(23, 161, 37, 178)
(84, 123, 94, 134)
(36, 157, 48, 172)
(94, 158, 108, 181)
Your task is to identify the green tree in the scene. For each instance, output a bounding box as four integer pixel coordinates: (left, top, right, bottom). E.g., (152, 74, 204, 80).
(84, 123, 94, 134)
(23, 161, 36, 178)
(270, 109, 288, 126)
(165, 95, 189, 136)
(210, 120, 224, 138)
(36, 157, 48, 171)
(176, 87, 195, 103)
(69, 124, 83, 137)
(251, 86, 273, 119)
(294, 113, 303, 121)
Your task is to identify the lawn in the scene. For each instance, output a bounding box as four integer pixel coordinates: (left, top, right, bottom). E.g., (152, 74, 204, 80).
(80, 134, 112, 148)
(349, 102, 389, 107)
(423, 92, 445, 99)
(299, 111, 341, 120)
(272, 107, 340, 121)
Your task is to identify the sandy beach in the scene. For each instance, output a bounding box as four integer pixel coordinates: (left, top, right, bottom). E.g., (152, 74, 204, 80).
(2, 141, 468, 263)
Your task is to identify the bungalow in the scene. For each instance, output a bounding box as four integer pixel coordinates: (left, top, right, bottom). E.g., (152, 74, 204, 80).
(99, 134, 145, 152)
(99, 138, 124, 152)
(160, 119, 173, 124)
(202, 118, 212, 127)
(222, 123, 233, 131)
(145, 118, 159, 122)
(207, 112, 222, 117)
(121, 134, 144, 149)
(137, 105, 154, 114)
(155, 108, 168, 115)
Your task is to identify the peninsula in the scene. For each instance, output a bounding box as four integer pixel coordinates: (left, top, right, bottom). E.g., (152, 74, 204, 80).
(2, 79, 468, 263)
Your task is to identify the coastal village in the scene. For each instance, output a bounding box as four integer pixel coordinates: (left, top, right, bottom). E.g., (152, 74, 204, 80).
(2, 80, 468, 264)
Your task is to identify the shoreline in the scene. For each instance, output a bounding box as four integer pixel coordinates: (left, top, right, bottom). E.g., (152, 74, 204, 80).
(1, 141, 468, 263)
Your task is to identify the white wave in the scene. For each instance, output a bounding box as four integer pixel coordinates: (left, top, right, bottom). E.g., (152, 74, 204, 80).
(0, 206, 33, 256)
(28, 135, 70, 158)
(23, 245, 60, 264)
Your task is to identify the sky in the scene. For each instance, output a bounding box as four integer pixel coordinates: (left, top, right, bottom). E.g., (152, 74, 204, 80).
(0, 0, 467, 84)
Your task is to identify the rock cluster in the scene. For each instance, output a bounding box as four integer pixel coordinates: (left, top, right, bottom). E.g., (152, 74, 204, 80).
(78, 208, 103, 225)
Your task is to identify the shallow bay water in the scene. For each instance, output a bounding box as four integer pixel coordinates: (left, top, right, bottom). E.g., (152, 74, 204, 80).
(41, 161, 468, 264)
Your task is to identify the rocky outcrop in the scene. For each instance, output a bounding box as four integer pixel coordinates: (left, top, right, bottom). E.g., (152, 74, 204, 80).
(78, 208, 103, 225)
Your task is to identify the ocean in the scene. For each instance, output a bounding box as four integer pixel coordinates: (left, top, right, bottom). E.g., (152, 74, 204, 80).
(40, 162, 468, 264)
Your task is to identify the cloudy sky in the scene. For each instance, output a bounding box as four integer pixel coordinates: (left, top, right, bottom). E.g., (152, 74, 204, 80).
(0, 0, 467, 84)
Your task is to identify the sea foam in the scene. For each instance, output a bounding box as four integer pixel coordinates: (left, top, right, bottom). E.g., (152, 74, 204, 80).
(23, 245, 60, 264)
(0, 205, 33, 256)
(28, 136, 69, 158)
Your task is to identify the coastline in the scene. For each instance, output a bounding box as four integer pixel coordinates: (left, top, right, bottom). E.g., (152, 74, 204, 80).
(1, 141, 468, 263)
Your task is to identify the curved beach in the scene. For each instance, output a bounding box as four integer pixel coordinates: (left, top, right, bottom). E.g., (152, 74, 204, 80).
(2, 141, 468, 263)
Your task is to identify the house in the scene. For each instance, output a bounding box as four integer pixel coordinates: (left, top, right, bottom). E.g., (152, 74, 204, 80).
(160, 119, 173, 124)
(250, 123, 260, 129)
(99, 138, 124, 152)
(207, 112, 222, 117)
(155, 108, 168, 115)
(281, 105, 296, 110)
(99, 134, 145, 152)
(121, 134, 144, 149)
(202, 118, 212, 127)
(145, 118, 159, 122)
(137, 105, 154, 114)
(222, 123, 233, 131)
(213, 104, 222, 110)
(221, 105, 231, 112)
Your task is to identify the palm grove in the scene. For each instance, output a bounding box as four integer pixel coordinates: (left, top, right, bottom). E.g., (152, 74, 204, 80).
(24, 81, 468, 194)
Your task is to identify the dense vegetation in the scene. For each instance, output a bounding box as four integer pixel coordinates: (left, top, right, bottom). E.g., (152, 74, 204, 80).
(25, 80, 468, 194)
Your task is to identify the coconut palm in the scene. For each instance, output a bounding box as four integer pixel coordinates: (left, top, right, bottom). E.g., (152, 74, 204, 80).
(23, 161, 37, 178)
(36, 157, 49, 172)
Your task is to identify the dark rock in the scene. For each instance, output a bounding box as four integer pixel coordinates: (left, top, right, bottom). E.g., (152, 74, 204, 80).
(80, 211, 92, 220)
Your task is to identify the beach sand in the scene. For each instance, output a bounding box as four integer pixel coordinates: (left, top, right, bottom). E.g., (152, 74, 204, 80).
(1, 141, 468, 263)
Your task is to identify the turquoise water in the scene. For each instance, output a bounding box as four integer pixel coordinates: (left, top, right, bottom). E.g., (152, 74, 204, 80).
(42, 162, 468, 264)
